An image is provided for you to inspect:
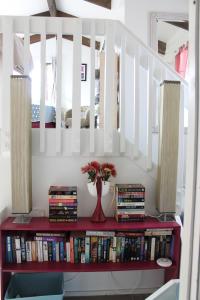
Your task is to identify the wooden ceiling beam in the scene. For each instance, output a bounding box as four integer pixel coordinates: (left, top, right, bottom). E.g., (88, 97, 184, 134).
(29, 34, 100, 50)
(47, 0, 57, 17)
(56, 10, 77, 18)
(30, 34, 55, 44)
(84, 0, 111, 9)
(32, 10, 76, 17)
(165, 21, 189, 31)
(31, 10, 100, 50)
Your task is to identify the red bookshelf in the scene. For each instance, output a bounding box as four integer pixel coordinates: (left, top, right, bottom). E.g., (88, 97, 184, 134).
(0, 217, 181, 299)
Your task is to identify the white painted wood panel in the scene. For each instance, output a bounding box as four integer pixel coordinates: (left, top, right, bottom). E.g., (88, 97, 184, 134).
(72, 20, 82, 153)
(119, 36, 126, 153)
(39, 19, 46, 153)
(1, 17, 14, 154)
(23, 17, 30, 75)
(89, 21, 95, 153)
(99, 52, 105, 129)
(146, 55, 154, 170)
(104, 21, 115, 153)
(133, 45, 140, 158)
(55, 19, 63, 153)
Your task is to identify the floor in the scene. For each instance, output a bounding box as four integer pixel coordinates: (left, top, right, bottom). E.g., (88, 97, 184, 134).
(64, 295, 150, 300)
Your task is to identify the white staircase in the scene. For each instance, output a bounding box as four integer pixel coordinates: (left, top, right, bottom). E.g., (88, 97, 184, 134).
(0, 16, 188, 192)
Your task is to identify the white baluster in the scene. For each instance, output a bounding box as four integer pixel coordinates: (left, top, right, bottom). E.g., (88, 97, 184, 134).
(89, 21, 95, 153)
(146, 55, 154, 170)
(72, 20, 82, 153)
(40, 19, 46, 153)
(104, 21, 115, 153)
(23, 17, 30, 75)
(55, 19, 63, 153)
(154, 80, 160, 129)
(1, 17, 14, 153)
(119, 36, 126, 153)
(133, 45, 140, 158)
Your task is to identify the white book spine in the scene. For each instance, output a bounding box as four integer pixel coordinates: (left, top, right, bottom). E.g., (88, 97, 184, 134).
(117, 202, 145, 206)
(112, 236, 117, 262)
(35, 237, 43, 262)
(15, 237, 21, 250)
(39, 240, 44, 262)
(66, 242, 70, 262)
(16, 249, 22, 264)
(43, 241, 48, 262)
(81, 253, 85, 263)
(109, 247, 113, 262)
(26, 241, 32, 262)
(86, 231, 115, 237)
(150, 237, 156, 261)
(145, 231, 172, 236)
(56, 242, 60, 262)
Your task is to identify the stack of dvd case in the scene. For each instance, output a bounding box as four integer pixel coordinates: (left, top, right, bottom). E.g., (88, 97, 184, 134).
(115, 184, 145, 222)
(49, 186, 77, 222)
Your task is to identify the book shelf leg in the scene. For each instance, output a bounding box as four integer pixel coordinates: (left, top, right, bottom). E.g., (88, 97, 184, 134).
(1, 271, 11, 299)
(164, 267, 178, 283)
(164, 227, 181, 283)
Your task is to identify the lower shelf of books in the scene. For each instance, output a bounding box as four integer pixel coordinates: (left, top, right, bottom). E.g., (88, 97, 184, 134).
(2, 261, 176, 273)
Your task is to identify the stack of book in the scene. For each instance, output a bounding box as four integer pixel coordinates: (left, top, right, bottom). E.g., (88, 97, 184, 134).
(49, 186, 78, 222)
(115, 184, 145, 222)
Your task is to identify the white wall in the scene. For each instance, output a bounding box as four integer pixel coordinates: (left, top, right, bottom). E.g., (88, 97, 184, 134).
(0, 155, 11, 223)
(30, 38, 94, 109)
(31, 152, 163, 296)
(32, 155, 157, 217)
(124, 0, 189, 45)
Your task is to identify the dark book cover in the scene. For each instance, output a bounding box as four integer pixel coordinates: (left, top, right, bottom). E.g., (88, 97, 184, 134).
(6, 236, 13, 263)
(106, 238, 111, 262)
(48, 241, 53, 262)
(20, 235, 26, 262)
(74, 237, 79, 263)
(155, 237, 160, 259)
(97, 237, 102, 263)
(140, 236, 145, 261)
(103, 237, 107, 263)
(124, 237, 130, 262)
(49, 185, 77, 196)
(136, 237, 141, 261)
(165, 236, 172, 258)
(59, 241, 65, 262)
(91, 236, 98, 263)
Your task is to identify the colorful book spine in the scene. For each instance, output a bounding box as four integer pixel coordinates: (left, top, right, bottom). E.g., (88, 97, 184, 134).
(6, 236, 13, 263)
(5, 229, 174, 265)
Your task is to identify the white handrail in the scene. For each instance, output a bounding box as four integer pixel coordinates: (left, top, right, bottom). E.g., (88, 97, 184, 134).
(118, 21, 188, 86)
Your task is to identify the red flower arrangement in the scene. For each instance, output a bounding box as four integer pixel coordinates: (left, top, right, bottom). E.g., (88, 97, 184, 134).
(81, 161, 117, 183)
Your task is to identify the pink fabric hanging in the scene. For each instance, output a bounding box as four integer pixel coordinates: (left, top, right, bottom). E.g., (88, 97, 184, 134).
(175, 44, 188, 78)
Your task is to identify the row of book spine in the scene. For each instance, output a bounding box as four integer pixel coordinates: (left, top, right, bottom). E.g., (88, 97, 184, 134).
(49, 186, 78, 222)
(6, 229, 174, 264)
(115, 184, 145, 222)
(6, 233, 66, 264)
(69, 229, 174, 264)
